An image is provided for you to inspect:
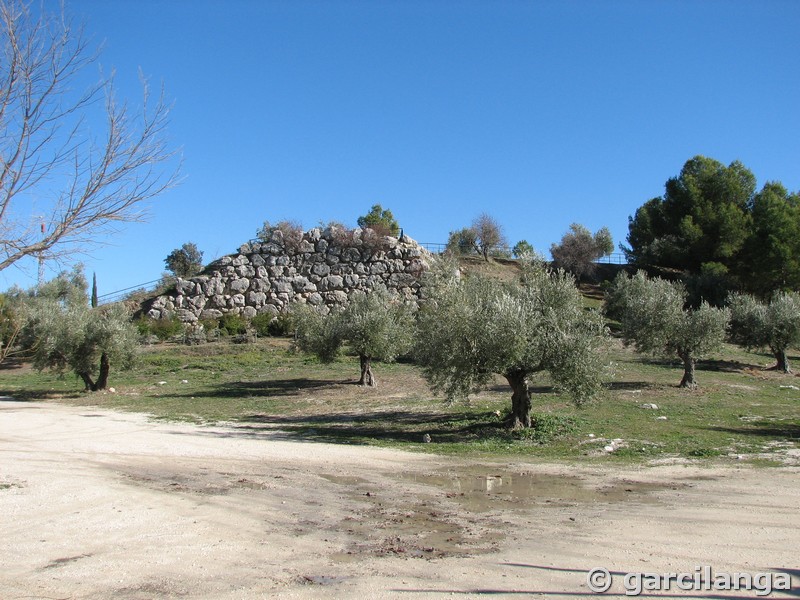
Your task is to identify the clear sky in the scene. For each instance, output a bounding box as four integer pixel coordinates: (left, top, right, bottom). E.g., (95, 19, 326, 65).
(3, 0, 799, 298)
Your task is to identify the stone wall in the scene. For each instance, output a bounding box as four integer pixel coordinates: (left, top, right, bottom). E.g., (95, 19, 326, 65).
(144, 227, 431, 323)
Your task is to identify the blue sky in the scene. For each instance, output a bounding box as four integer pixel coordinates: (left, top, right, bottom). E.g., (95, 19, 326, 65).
(4, 0, 799, 297)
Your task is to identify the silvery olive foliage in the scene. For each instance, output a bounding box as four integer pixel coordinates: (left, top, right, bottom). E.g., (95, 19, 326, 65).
(293, 289, 415, 386)
(606, 271, 729, 387)
(19, 268, 138, 391)
(415, 259, 609, 428)
(728, 291, 800, 373)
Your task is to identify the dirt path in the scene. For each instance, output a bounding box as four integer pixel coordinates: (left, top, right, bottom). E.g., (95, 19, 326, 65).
(1, 399, 797, 599)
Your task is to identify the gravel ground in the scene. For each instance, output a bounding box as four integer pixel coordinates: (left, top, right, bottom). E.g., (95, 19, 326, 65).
(1, 399, 797, 599)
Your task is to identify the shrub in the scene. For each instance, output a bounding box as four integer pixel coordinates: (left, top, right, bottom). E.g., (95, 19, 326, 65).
(268, 312, 295, 337)
(250, 312, 273, 337)
(257, 220, 304, 252)
(182, 327, 208, 346)
(219, 313, 248, 336)
(138, 316, 184, 341)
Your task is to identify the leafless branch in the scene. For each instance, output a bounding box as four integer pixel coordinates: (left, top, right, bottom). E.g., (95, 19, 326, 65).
(0, 0, 181, 273)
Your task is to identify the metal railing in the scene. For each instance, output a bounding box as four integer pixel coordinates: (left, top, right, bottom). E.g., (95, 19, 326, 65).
(419, 243, 628, 265)
(97, 279, 163, 305)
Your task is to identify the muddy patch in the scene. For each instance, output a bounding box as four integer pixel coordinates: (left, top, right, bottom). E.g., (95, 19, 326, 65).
(316, 466, 676, 562)
(320, 472, 505, 562)
(112, 462, 281, 497)
(332, 497, 503, 561)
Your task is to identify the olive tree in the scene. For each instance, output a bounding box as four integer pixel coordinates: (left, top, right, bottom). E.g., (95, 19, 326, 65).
(445, 214, 508, 260)
(446, 227, 479, 256)
(294, 290, 415, 386)
(729, 291, 800, 373)
(0, 290, 24, 362)
(415, 262, 609, 428)
(606, 271, 729, 388)
(550, 223, 613, 279)
(19, 268, 137, 391)
(472, 213, 507, 260)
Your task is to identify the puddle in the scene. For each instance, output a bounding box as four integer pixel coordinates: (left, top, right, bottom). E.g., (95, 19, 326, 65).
(401, 470, 665, 512)
(318, 474, 371, 487)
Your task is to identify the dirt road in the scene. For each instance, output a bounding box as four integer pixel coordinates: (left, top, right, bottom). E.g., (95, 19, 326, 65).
(1, 399, 797, 599)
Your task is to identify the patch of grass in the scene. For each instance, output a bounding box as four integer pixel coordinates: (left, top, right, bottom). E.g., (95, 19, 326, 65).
(1, 337, 798, 463)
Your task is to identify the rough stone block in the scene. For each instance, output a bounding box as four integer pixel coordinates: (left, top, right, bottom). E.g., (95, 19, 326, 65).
(272, 280, 293, 294)
(320, 275, 344, 291)
(230, 278, 250, 293)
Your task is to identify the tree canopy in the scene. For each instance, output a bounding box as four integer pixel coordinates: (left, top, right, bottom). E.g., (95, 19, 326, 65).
(512, 240, 535, 259)
(415, 261, 608, 428)
(606, 271, 729, 388)
(18, 267, 137, 390)
(624, 155, 800, 296)
(550, 223, 613, 279)
(356, 204, 400, 237)
(164, 243, 204, 278)
(737, 183, 800, 295)
(294, 289, 415, 386)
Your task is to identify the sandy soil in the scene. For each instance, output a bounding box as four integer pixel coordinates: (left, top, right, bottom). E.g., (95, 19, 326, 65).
(1, 399, 797, 599)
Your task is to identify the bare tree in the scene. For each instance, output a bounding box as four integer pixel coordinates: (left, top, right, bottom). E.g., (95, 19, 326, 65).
(0, 0, 180, 273)
(472, 213, 507, 261)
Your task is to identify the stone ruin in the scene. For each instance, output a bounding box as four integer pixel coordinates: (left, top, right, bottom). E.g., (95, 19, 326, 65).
(143, 227, 431, 323)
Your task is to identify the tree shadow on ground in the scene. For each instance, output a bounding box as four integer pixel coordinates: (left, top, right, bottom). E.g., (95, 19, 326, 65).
(163, 378, 352, 400)
(0, 388, 82, 402)
(700, 422, 800, 440)
(0, 357, 26, 371)
(604, 381, 663, 391)
(230, 410, 507, 445)
(701, 358, 763, 374)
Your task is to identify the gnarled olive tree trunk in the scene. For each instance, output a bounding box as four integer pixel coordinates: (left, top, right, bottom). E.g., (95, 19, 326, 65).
(78, 352, 111, 391)
(358, 355, 376, 387)
(505, 369, 532, 429)
(769, 346, 791, 373)
(678, 350, 697, 388)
